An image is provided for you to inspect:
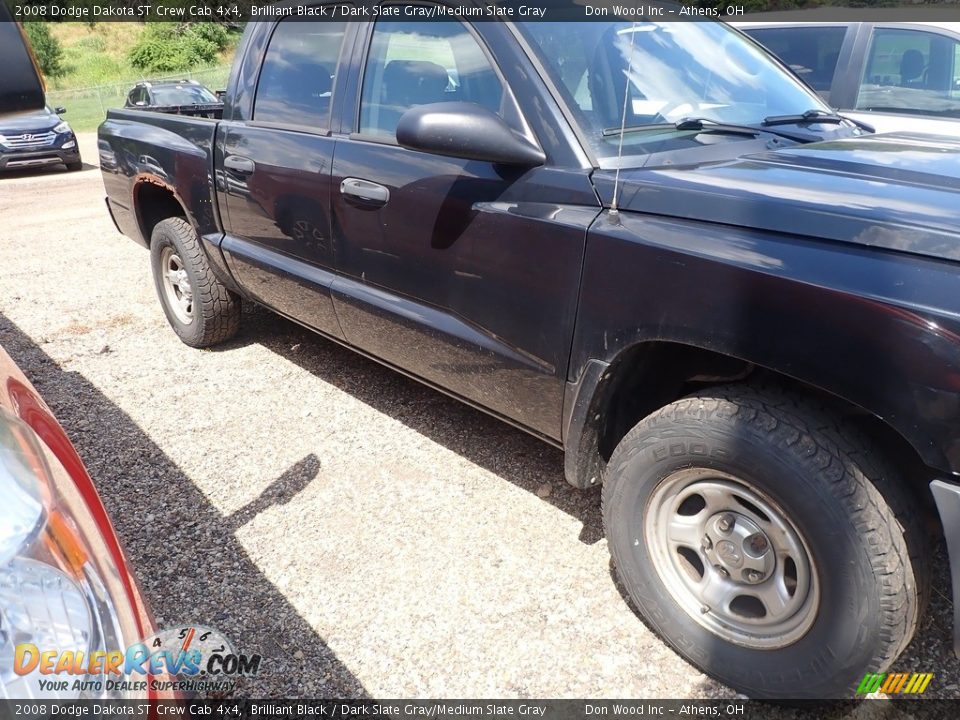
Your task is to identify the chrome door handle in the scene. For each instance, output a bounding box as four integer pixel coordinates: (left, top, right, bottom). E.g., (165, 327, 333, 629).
(224, 155, 255, 174)
(340, 177, 390, 206)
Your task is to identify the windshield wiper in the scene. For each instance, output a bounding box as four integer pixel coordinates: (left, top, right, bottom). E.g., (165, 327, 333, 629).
(603, 118, 819, 143)
(762, 109, 846, 126)
(674, 118, 763, 136)
(603, 123, 679, 137)
(603, 119, 761, 138)
(602, 117, 818, 144)
(680, 117, 827, 143)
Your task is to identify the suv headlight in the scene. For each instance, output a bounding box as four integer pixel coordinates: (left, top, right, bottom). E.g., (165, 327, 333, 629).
(0, 408, 145, 700)
(53, 121, 71, 134)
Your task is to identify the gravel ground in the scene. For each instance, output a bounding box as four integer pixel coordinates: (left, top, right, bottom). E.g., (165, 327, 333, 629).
(0, 133, 957, 704)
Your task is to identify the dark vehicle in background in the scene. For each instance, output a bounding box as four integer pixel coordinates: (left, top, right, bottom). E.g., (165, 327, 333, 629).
(99, 6, 960, 699)
(0, 6, 45, 115)
(125, 80, 223, 119)
(0, 346, 157, 699)
(0, 105, 81, 172)
(738, 21, 960, 135)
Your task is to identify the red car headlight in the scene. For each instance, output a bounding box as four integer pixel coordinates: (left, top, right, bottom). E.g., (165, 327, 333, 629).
(0, 407, 144, 699)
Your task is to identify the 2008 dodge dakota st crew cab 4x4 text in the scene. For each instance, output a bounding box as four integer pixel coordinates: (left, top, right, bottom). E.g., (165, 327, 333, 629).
(99, 3, 960, 698)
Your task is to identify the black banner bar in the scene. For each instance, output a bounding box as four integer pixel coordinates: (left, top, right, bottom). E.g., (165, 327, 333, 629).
(3, 0, 960, 23)
(1, 700, 959, 720)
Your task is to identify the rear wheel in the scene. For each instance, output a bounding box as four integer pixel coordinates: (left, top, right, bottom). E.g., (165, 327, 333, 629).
(65, 160, 82, 171)
(150, 217, 241, 348)
(602, 385, 928, 698)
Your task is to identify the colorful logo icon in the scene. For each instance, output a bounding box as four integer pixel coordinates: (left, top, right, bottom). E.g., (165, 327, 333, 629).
(856, 672, 933, 695)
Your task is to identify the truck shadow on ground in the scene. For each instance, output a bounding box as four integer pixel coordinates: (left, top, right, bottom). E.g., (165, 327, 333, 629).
(230, 303, 605, 546)
(0, 312, 369, 698)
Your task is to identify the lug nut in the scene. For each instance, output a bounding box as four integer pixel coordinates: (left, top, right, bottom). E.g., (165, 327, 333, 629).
(716, 514, 735, 534)
(715, 565, 730, 578)
(745, 570, 764, 583)
(701, 535, 713, 550)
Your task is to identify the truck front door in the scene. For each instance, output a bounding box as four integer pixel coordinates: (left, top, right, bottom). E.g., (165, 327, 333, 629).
(329, 13, 598, 438)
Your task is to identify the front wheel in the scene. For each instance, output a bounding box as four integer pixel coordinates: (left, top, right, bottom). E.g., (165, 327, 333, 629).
(602, 386, 928, 699)
(150, 217, 241, 348)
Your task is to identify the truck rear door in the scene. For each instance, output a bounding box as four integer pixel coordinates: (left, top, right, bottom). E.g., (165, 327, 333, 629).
(217, 16, 351, 339)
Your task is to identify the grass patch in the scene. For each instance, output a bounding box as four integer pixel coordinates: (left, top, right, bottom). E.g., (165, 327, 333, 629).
(48, 23, 145, 89)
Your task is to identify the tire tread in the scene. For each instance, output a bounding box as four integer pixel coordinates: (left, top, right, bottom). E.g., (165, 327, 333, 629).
(151, 217, 240, 347)
(602, 382, 929, 696)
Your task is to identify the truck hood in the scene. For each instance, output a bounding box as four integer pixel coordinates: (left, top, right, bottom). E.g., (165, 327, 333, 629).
(0, 108, 57, 133)
(595, 132, 960, 263)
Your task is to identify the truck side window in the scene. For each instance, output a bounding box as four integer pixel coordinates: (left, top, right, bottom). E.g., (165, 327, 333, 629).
(856, 28, 960, 117)
(743, 26, 846, 97)
(254, 19, 347, 129)
(358, 16, 504, 141)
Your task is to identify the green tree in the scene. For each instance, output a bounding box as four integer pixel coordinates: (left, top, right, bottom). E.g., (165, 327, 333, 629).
(128, 22, 229, 74)
(24, 22, 65, 79)
(186, 22, 230, 51)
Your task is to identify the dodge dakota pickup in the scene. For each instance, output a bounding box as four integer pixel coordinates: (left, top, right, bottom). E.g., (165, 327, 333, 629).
(99, 3, 960, 698)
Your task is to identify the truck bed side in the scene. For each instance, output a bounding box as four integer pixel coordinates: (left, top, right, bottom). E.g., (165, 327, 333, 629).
(99, 109, 222, 249)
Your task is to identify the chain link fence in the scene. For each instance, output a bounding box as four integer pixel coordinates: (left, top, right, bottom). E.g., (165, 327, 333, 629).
(46, 66, 232, 133)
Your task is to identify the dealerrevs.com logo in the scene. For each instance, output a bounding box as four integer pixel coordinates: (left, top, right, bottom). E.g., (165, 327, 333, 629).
(14, 625, 261, 695)
(856, 672, 934, 695)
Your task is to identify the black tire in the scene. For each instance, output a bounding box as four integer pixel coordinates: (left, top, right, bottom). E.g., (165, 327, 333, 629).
(66, 160, 83, 171)
(602, 384, 928, 699)
(150, 217, 241, 348)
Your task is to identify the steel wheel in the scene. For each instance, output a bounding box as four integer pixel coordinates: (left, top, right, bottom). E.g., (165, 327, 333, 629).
(604, 386, 927, 697)
(160, 246, 194, 325)
(150, 218, 240, 347)
(645, 468, 819, 649)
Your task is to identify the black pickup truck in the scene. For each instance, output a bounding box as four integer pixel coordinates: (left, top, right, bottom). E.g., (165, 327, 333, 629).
(99, 5, 960, 699)
(123, 79, 225, 119)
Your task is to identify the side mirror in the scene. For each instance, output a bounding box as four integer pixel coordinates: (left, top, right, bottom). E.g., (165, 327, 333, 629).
(396, 102, 545, 166)
(0, 6, 46, 115)
(55, 106, 66, 115)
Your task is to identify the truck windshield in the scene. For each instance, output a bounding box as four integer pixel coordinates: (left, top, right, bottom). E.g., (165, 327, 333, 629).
(152, 85, 218, 106)
(518, 21, 833, 158)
